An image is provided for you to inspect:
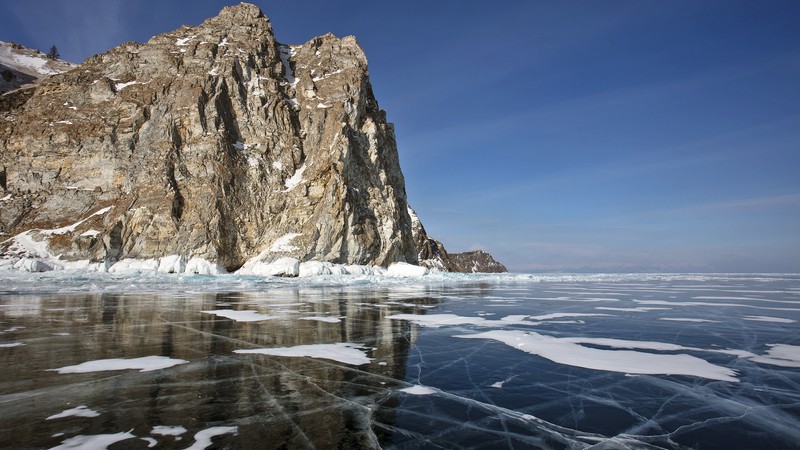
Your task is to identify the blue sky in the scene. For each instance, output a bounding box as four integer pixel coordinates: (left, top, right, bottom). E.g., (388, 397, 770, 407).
(2, 1, 799, 272)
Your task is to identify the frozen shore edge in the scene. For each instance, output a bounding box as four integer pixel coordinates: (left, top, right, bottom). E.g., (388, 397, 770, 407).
(0, 255, 431, 278)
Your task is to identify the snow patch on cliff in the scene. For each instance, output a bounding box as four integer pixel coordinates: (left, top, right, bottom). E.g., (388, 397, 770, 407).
(283, 165, 306, 190)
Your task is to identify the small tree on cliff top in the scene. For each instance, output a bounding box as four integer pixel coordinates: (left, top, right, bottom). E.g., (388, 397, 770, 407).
(46, 45, 59, 60)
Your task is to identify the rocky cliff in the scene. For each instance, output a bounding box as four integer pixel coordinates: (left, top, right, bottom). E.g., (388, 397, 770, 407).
(1, 3, 419, 271)
(0, 3, 507, 274)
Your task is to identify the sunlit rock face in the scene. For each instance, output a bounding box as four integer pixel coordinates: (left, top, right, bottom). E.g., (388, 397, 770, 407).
(0, 3, 417, 270)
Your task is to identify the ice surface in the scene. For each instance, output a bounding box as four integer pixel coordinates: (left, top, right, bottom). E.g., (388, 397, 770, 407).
(235, 342, 372, 365)
(49, 356, 188, 374)
(2, 273, 799, 449)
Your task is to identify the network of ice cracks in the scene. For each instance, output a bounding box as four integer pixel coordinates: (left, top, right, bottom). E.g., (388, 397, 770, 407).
(1, 271, 799, 449)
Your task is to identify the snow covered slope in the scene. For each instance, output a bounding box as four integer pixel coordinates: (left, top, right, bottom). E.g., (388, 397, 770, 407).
(0, 41, 74, 93)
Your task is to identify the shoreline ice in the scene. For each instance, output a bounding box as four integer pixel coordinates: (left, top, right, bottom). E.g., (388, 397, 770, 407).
(0, 261, 797, 296)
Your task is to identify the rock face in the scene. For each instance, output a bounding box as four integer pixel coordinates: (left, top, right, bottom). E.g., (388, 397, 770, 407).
(409, 207, 507, 273)
(1, 3, 418, 270)
(447, 250, 508, 273)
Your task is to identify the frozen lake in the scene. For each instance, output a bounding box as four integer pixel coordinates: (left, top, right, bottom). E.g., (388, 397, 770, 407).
(1, 272, 799, 449)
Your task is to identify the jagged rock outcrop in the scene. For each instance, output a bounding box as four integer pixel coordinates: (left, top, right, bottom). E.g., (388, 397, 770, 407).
(1, 3, 418, 271)
(447, 250, 507, 273)
(409, 207, 507, 273)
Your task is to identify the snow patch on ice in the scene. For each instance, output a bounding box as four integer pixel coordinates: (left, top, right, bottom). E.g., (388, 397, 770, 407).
(387, 313, 536, 328)
(183, 426, 237, 450)
(202, 309, 280, 322)
(400, 385, 436, 396)
(742, 315, 796, 324)
(48, 356, 188, 374)
(595, 307, 671, 312)
(389, 312, 615, 329)
(0, 342, 25, 348)
(743, 344, 800, 368)
(527, 312, 608, 321)
(299, 316, 342, 323)
(456, 330, 739, 382)
(151, 425, 187, 437)
(46, 405, 101, 420)
(50, 431, 136, 450)
(659, 318, 718, 323)
(235, 342, 372, 365)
